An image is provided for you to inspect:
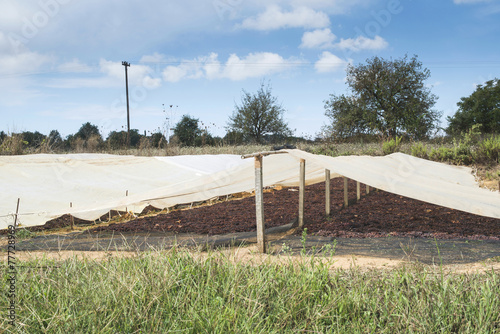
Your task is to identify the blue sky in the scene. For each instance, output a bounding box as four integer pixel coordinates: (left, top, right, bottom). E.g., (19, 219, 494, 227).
(1, 0, 499, 139)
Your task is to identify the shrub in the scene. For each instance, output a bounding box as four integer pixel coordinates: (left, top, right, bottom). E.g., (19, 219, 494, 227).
(452, 139, 473, 165)
(429, 147, 454, 162)
(476, 135, 500, 165)
(382, 136, 402, 155)
(410, 142, 428, 159)
(0, 133, 26, 155)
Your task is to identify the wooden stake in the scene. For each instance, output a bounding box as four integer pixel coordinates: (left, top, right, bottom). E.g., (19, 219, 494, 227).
(366, 184, 370, 195)
(343, 177, 348, 208)
(14, 198, 20, 228)
(356, 181, 361, 202)
(299, 159, 306, 228)
(254, 156, 266, 253)
(325, 169, 331, 217)
(70, 202, 74, 230)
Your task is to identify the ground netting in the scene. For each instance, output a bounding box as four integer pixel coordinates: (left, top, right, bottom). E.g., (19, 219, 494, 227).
(15, 231, 500, 265)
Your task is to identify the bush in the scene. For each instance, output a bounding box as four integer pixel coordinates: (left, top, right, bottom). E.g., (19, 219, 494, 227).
(382, 136, 402, 155)
(429, 147, 454, 162)
(410, 142, 428, 159)
(476, 135, 500, 165)
(0, 134, 26, 155)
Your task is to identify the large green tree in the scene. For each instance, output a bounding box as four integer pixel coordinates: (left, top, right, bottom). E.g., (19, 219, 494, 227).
(47, 130, 63, 149)
(446, 79, 500, 135)
(324, 55, 441, 140)
(227, 83, 293, 144)
(75, 122, 102, 141)
(173, 115, 205, 147)
(106, 129, 142, 149)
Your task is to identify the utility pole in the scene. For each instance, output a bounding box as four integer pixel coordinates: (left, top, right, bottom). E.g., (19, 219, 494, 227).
(122, 61, 131, 146)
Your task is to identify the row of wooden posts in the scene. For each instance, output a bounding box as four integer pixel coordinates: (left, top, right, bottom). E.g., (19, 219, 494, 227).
(243, 151, 374, 254)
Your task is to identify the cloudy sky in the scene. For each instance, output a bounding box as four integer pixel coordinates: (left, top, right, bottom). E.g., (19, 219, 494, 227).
(1, 0, 499, 139)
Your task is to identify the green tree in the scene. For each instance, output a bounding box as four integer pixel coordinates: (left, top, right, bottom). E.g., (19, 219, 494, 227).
(446, 79, 500, 135)
(224, 130, 245, 145)
(75, 122, 102, 141)
(106, 129, 142, 148)
(22, 131, 45, 148)
(173, 115, 202, 147)
(150, 132, 166, 148)
(106, 131, 128, 149)
(228, 83, 293, 144)
(324, 55, 441, 140)
(323, 95, 373, 139)
(47, 130, 63, 149)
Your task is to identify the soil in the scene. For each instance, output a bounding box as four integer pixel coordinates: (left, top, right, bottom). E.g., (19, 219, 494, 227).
(88, 178, 500, 240)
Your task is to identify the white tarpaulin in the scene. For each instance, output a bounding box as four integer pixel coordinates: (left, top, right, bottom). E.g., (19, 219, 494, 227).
(1, 149, 499, 229)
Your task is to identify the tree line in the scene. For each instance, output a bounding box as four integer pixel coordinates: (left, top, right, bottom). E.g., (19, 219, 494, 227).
(1, 54, 499, 153)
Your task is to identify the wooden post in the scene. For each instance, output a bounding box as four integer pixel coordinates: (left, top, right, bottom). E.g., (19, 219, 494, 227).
(343, 177, 348, 208)
(366, 184, 370, 195)
(298, 159, 306, 228)
(325, 169, 330, 217)
(70, 202, 74, 230)
(356, 181, 361, 202)
(14, 198, 20, 228)
(254, 156, 266, 253)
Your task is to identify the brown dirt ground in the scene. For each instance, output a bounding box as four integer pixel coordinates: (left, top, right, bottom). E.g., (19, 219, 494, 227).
(88, 178, 500, 240)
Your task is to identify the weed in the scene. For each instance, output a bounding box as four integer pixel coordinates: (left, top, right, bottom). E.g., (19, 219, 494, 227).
(301, 228, 308, 256)
(321, 239, 337, 257)
(15, 227, 34, 240)
(281, 242, 292, 255)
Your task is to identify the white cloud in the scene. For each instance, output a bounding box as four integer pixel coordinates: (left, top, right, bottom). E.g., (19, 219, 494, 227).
(99, 59, 161, 88)
(300, 28, 336, 49)
(202, 53, 222, 80)
(336, 35, 388, 52)
(163, 65, 189, 83)
(162, 54, 216, 82)
(239, 0, 370, 16)
(314, 51, 348, 73)
(46, 58, 161, 89)
(222, 52, 302, 80)
(0, 31, 52, 76)
(162, 52, 303, 82)
(239, 5, 330, 30)
(139, 53, 168, 64)
(58, 58, 92, 73)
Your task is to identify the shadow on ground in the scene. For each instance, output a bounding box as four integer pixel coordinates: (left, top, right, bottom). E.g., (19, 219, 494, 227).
(16, 224, 500, 265)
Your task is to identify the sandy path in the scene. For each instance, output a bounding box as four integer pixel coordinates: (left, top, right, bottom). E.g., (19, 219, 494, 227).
(3, 247, 499, 274)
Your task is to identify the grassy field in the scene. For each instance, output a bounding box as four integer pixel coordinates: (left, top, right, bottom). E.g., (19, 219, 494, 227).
(1, 247, 499, 333)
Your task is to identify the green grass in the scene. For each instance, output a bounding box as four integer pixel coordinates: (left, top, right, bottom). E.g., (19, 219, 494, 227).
(2, 248, 499, 333)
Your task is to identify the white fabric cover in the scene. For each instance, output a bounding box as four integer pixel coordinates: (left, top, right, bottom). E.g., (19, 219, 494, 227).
(1, 150, 499, 229)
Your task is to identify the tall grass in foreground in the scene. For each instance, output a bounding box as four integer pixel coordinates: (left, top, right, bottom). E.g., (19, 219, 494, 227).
(1, 249, 499, 333)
